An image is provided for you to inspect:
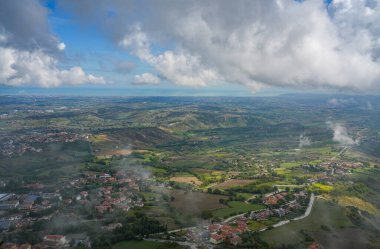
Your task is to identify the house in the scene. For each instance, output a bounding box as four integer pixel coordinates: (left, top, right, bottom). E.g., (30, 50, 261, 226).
(210, 233, 223, 244)
(287, 201, 301, 210)
(263, 195, 278, 205)
(220, 224, 235, 234)
(251, 210, 272, 221)
(275, 193, 286, 201)
(19, 244, 32, 249)
(43, 235, 67, 248)
(236, 221, 248, 232)
(274, 208, 287, 217)
(208, 224, 221, 233)
(229, 234, 242, 246)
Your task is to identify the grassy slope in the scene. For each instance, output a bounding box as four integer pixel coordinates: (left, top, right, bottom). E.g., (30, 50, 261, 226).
(259, 199, 352, 247)
(112, 240, 162, 249)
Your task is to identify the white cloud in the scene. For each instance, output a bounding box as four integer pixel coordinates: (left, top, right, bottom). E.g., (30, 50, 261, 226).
(111, 0, 380, 92)
(326, 121, 359, 146)
(57, 42, 66, 51)
(120, 26, 220, 87)
(299, 134, 311, 148)
(132, 72, 160, 85)
(0, 46, 105, 87)
(0, 1, 106, 87)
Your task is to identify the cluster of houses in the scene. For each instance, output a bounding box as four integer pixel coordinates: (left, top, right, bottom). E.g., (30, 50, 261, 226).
(0, 192, 62, 232)
(303, 160, 363, 177)
(81, 171, 141, 189)
(1, 131, 88, 157)
(251, 190, 308, 221)
(80, 171, 144, 214)
(208, 219, 248, 245)
(94, 184, 143, 214)
(262, 192, 287, 206)
(1, 233, 91, 249)
(173, 218, 249, 246)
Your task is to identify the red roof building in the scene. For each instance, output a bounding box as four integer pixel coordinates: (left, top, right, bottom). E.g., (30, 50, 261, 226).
(308, 242, 322, 249)
(210, 233, 224, 244)
(208, 224, 221, 233)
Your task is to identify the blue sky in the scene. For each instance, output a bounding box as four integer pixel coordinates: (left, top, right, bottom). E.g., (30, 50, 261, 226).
(0, 0, 379, 96)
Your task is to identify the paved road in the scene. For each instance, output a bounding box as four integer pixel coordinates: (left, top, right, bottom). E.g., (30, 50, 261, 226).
(293, 193, 315, 221)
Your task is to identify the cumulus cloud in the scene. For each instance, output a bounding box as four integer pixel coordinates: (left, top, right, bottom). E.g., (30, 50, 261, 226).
(120, 26, 220, 87)
(299, 134, 311, 148)
(0, 0, 105, 87)
(60, 0, 380, 92)
(0, 46, 104, 87)
(132, 73, 160, 85)
(326, 121, 359, 146)
(0, 1, 61, 53)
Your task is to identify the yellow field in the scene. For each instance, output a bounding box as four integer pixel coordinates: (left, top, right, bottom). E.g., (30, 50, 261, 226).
(312, 183, 334, 192)
(169, 176, 203, 186)
(89, 134, 111, 142)
(337, 196, 379, 215)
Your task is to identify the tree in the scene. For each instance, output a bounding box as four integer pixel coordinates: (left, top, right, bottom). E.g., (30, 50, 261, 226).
(201, 210, 213, 219)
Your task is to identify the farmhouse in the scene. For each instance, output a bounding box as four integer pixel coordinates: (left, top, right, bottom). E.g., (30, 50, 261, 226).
(43, 235, 68, 248)
(263, 195, 278, 205)
(251, 210, 273, 221)
(210, 233, 223, 244)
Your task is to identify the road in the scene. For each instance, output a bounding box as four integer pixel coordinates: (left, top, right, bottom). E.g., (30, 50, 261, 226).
(293, 193, 315, 221)
(330, 145, 349, 161)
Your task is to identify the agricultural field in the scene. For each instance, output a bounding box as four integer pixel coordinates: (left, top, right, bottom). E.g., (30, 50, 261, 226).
(212, 201, 265, 218)
(210, 179, 255, 189)
(0, 95, 380, 249)
(169, 176, 202, 186)
(169, 190, 227, 216)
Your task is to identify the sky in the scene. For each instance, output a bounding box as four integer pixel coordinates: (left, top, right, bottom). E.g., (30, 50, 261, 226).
(0, 0, 380, 96)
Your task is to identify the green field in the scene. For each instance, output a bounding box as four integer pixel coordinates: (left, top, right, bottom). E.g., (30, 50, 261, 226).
(259, 199, 353, 247)
(212, 201, 265, 218)
(112, 240, 162, 249)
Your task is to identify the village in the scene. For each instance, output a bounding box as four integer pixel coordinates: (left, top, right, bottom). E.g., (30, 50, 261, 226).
(146, 189, 312, 248)
(0, 152, 370, 249)
(0, 168, 147, 249)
